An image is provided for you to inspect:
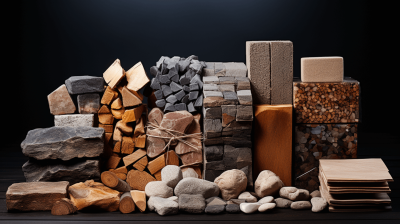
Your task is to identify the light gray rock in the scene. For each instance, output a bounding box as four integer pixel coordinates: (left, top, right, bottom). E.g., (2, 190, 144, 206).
(258, 196, 274, 204)
(218, 84, 235, 92)
(204, 91, 223, 98)
(310, 190, 321, 198)
(148, 196, 179, 215)
(161, 165, 183, 188)
(174, 177, 220, 198)
(167, 196, 179, 203)
(182, 168, 198, 178)
(65, 76, 104, 94)
(206, 197, 226, 206)
(205, 205, 225, 214)
(226, 204, 240, 213)
(258, 203, 276, 212)
(145, 181, 173, 198)
(280, 187, 309, 201)
(214, 169, 247, 200)
(54, 114, 94, 127)
(21, 126, 104, 161)
(214, 63, 226, 76)
(236, 105, 253, 121)
(275, 198, 293, 208)
(230, 199, 246, 204)
(291, 201, 312, 210)
(203, 76, 219, 84)
(311, 197, 327, 212)
(202, 62, 215, 76)
(22, 159, 100, 185)
(238, 191, 257, 202)
(240, 203, 260, 213)
(254, 170, 284, 198)
(179, 194, 205, 213)
(224, 62, 247, 77)
(237, 90, 253, 105)
(203, 83, 219, 91)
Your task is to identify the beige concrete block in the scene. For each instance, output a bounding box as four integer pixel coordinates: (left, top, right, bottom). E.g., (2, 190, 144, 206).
(270, 41, 293, 105)
(301, 57, 343, 82)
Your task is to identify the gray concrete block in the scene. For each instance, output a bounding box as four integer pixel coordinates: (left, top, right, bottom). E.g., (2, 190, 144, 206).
(223, 92, 238, 105)
(218, 85, 235, 92)
(54, 114, 94, 127)
(236, 77, 251, 90)
(218, 77, 236, 85)
(270, 41, 293, 104)
(202, 62, 215, 76)
(236, 105, 253, 121)
(237, 90, 253, 105)
(203, 84, 219, 91)
(204, 91, 223, 98)
(214, 63, 226, 76)
(203, 107, 222, 119)
(203, 76, 219, 84)
(224, 63, 247, 77)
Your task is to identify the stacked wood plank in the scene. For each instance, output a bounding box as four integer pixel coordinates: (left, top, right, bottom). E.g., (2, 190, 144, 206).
(293, 57, 361, 192)
(319, 159, 393, 212)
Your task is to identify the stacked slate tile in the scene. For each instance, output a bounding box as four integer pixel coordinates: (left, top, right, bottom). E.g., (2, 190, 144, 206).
(201, 62, 253, 189)
(293, 57, 361, 192)
(148, 55, 205, 113)
(21, 76, 106, 184)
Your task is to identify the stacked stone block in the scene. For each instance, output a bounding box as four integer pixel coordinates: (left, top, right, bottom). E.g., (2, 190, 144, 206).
(201, 62, 253, 188)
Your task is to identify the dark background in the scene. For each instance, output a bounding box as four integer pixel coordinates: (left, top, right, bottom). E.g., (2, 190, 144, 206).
(5, 0, 399, 149)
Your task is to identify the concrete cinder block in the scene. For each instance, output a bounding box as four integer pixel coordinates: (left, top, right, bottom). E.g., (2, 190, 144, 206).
(270, 41, 293, 105)
(224, 63, 247, 77)
(54, 114, 94, 127)
(301, 57, 344, 82)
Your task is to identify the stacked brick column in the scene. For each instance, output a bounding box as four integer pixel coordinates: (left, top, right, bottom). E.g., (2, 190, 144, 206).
(201, 62, 253, 189)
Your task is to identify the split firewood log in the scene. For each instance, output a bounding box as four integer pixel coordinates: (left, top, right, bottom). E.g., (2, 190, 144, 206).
(126, 170, 156, 191)
(130, 190, 146, 212)
(51, 198, 77, 216)
(101, 171, 131, 192)
(119, 192, 135, 214)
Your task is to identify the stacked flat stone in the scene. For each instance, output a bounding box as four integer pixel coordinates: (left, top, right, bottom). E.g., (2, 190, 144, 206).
(201, 62, 253, 188)
(149, 55, 205, 113)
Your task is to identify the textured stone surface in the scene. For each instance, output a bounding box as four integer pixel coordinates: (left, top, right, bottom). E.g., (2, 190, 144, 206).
(204, 91, 223, 98)
(148, 196, 179, 215)
(258, 196, 274, 204)
(206, 197, 226, 206)
(275, 198, 293, 208)
(160, 111, 193, 139)
(224, 63, 247, 77)
(148, 108, 164, 126)
(202, 62, 215, 76)
(238, 191, 257, 202)
(270, 41, 293, 104)
(54, 114, 94, 127)
(279, 187, 309, 201)
(203, 107, 222, 119)
(219, 76, 236, 85)
(236, 105, 253, 121)
(291, 201, 312, 210)
(180, 151, 203, 165)
(254, 170, 284, 198)
(145, 181, 173, 198)
(6, 181, 69, 211)
(240, 203, 260, 214)
(178, 194, 205, 213)
(221, 105, 237, 127)
(218, 84, 235, 92)
(22, 159, 100, 184)
(77, 94, 100, 114)
(205, 145, 224, 161)
(65, 76, 104, 94)
(203, 83, 219, 91)
(21, 126, 104, 161)
(301, 57, 343, 82)
(182, 168, 199, 178)
(214, 63, 226, 76)
(214, 169, 247, 200)
(203, 76, 219, 84)
(203, 96, 229, 108)
(258, 203, 276, 212)
(310, 190, 321, 198)
(205, 205, 225, 214)
(161, 165, 183, 188)
(48, 84, 76, 115)
(311, 197, 327, 212)
(237, 90, 253, 105)
(236, 77, 251, 90)
(226, 204, 240, 213)
(174, 177, 219, 198)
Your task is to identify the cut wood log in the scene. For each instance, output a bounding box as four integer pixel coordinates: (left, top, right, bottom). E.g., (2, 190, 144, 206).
(69, 180, 120, 212)
(103, 59, 126, 89)
(107, 156, 121, 169)
(126, 170, 156, 191)
(133, 156, 148, 171)
(122, 104, 145, 123)
(114, 166, 128, 174)
(115, 173, 127, 181)
(113, 128, 123, 142)
(126, 61, 150, 92)
(98, 105, 111, 114)
(119, 192, 135, 214)
(99, 124, 113, 133)
(101, 171, 131, 192)
(121, 137, 134, 154)
(105, 133, 113, 145)
(51, 198, 77, 215)
(134, 115, 146, 137)
(166, 150, 180, 166)
(98, 113, 114, 124)
(130, 190, 146, 212)
(111, 108, 125, 120)
(123, 149, 147, 166)
(111, 98, 123, 110)
(113, 141, 121, 153)
(135, 134, 146, 148)
(122, 86, 142, 107)
(101, 86, 119, 105)
(115, 120, 134, 136)
(154, 170, 162, 181)
(147, 153, 166, 174)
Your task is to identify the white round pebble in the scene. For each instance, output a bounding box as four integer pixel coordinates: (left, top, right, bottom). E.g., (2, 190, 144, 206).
(240, 203, 260, 213)
(258, 203, 276, 212)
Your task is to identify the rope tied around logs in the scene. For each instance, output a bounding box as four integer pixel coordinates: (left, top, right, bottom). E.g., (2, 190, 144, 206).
(145, 121, 203, 166)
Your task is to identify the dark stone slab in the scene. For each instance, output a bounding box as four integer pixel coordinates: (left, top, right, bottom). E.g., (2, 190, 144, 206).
(194, 94, 203, 108)
(187, 102, 196, 113)
(150, 78, 161, 90)
(156, 99, 166, 108)
(155, 89, 164, 100)
(182, 95, 190, 104)
(204, 119, 222, 132)
(65, 76, 104, 95)
(22, 159, 100, 185)
(180, 76, 190, 85)
(205, 205, 225, 214)
(190, 74, 203, 89)
(204, 138, 224, 146)
(175, 90, 185, 101)
(183, 85, 190, 93)
(160, 75, 171, 85)
(150, 66, 159, 77)
(222, 137, 252, 148)
(170, 82, 183, 93)
(203, 170, 224, 182)
(189, 91, 199, 101)
(164, 103, 176, 112)
(226, 204, 240, 213)
(203, 107, 222, 119)
(174, 103, 187, 111)
(223, 145, 240, 170)
(77, 94, 100, 114)
(21, 126, 104, 161)
(162, 85, 173, 97)
(205, 145, 224, 161)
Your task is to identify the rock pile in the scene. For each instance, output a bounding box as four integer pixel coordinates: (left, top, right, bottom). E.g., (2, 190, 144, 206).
(148, 56, 205, 113)
(201, 62, 253, 186)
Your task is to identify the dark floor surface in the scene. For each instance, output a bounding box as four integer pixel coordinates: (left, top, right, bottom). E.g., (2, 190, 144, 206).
(0, 132, 399, 224)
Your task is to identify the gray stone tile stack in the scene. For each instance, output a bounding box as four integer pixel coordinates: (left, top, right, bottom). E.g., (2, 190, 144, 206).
(201, 62, 253, 188)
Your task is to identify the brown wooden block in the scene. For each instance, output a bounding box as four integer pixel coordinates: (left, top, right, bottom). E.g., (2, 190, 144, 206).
(105, 133, 113, 145)
(113, 127, 123, 142)
(121, 86, 142, 107)
(100, 171, 131, 192)
(107, 156, 121, 169)
(153, 170, 162, 181)
(115, 173, 127, 181)
(121, 137, 135, 154)
(253, 104, 292, 186)
(98, 105, 111, 114)
(133, 156, 148, 171)
(122, 104, 145, 123)
(111, 98, 123, 110)
(115, 120, 133, 136)
(147, 153, 166, 174)
(166, 150, 180, 166)
(111, 108, 125, 120)
(113, 141, 121, 153)
(134, 115, 146, 137)
(98, 113, 114, 124)
(113, 166, 128, 174)
(99, 124, 113, 133)
(123, 149, 147, 166)
(135, 135, 146, 148)
(126, 62, 150, 92)
(127, 170, 156, 191)
(101, 86, 118, 105)
(103, 59, 126, 89)
(130, 190, 146, 212)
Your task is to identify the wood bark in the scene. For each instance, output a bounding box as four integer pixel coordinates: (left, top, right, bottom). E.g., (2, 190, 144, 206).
(51, 198, 77, 215)
(119, 192, 135, 214)
(101, 171, 131, 192)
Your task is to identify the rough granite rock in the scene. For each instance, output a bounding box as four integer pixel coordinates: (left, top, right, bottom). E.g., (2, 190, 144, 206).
(255, 170, 284, 198)
(310, 190, 321, 198)
(21, 126, 104, 161)
(22, 159, 100, 185)
(161, 165, 183, 188)
(258, 196, 274, 204)
(238, 191, 257, 202)
(145, 181, 173, 198)
(182, 168, 199, 178)
(275, 198, 293, 208)
(54, 114, 94, 127)
(214, 169, 247, 200)
(240, 203, 260, 213)
(226, 204, 240, 213)
(77, 94, 100, 114)
(174, 177, 219, 198)
(65, 76, 104, 94)
(48, 84, 76, 115)
(258, 203, 276, 212)
(179, 194, 206, 213)
(148, 196, 179, 215)
(279, 187, 309, 201)
(311, 197, 327, 212)
(291, 201, 312, 210)
(205, 205, 225, 214)
(6, 181, 69, 211)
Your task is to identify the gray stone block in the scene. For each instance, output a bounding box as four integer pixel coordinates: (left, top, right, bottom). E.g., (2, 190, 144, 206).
(237, 90, 253, 105)
(219, 77, 236, 84)
(65, 76, 104, 95)
(77, 94, 100, 114)
(185, 69, 196, 80)
(205, 160, 225, 170)
(150, 78, 161, 90)
(155, 89, 164, 100)
(204, 138, 223, 146)
(202, 62, 215, 76)
(204, 119, 222, 133)
(236, 77, 251, 90)
(175, 90, 185, 101)
(187, 102, 196, 113)
(150, 66, 159, 77)
(156, 99, 166, 108)
(189, 91, 199, 101)
(190, 74, 203, 89)
(214, 63, 226, 76)
(166, 95, 178, 104)
(203, 107, 222, 119)
(204, 91, 223, 98)
(170, 82, 183, 93)
(181, 95, 190, 104)
(222, 137, 252, 148)
(203, 76, 219, 84)
(160, 75, 171, 85)
(167, 56, 180, 69)
(237, 147, 252, 169)
(203, 170, 224, 182)
(224, 63, 247, 77)
(203, 84, 219, 91)
(194, 94, 203, 108)
(164, 103, 175, 112)
(221, 105, 237, 127)
(223, 92, 238, 105)
(236, 105, 253, 121)
(162, 85, 173, 97)
(183, 85, 190, 92)
(178, 60, 190, 73)
(54, 114, 94, 127)
(171, 74, 179, 83)
(174, 103, 187, 111)
(204, 145, 224, 161)
(218, 85, 235, 92)
(223, 145, 240, 170)
(190, 83, 199, 91)
(156, 56, 167, 69)
(189, 63, 204, 74)
(179, 76, 190, 85)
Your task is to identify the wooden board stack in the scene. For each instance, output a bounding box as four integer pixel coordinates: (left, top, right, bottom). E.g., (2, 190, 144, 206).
(246, 41, 294, 187)
(201, 62, 253, 188)
(319, 159, 393, 212)
(293, 57, 361, 192)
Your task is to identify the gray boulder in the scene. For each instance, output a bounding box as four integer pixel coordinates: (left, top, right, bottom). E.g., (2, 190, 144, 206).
(275, 198, 293, 208)
(65, 76, 104, 94)
(205, 205, 225, 214)
(21, 126, 104, 161)
(179, 194, 205, 213)
(174, 177, 219, 198)
(148, 196, 179, 215)
(145, 181, 173, 198)
(226, 204, 240, 213)
(161, 165, 183, 188)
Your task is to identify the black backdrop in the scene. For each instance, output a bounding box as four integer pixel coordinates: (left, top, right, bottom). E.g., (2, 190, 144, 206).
(6, 0, 399, 147)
